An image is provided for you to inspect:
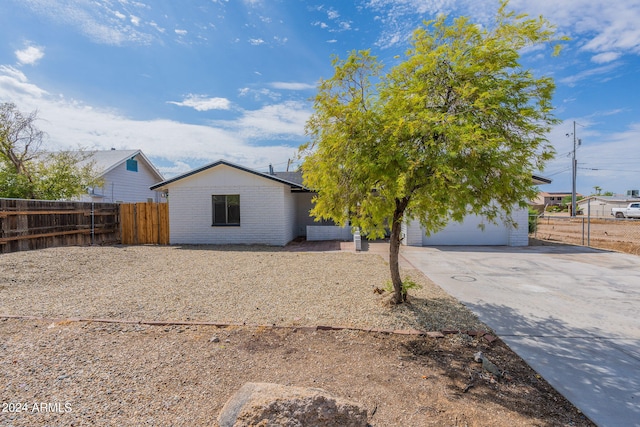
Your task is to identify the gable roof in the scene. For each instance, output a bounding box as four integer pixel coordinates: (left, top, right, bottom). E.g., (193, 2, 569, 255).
(80, 149, 164, 181)
(150, 159, 307, 191)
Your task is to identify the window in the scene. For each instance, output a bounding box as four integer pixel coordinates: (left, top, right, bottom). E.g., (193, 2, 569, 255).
(212, 195, 240, 226)
(126, 158, 138, 172)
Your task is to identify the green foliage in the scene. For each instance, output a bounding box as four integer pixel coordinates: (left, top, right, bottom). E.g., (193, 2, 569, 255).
(300, 1, 564, 301)
(302, 2, 562, 236)
(383, 277, 422, 298)
(528, 207, 539, 233)
(0, 102, 102, 200)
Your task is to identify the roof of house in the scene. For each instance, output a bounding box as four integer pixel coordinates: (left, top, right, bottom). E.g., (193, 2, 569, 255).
(577, 195, 640, 204)
(532, 175, 552, 185)
(80, 149, 164, 181)
(150, 160, 307, 191)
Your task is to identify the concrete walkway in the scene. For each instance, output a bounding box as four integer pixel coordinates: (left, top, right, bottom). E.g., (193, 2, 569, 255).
(401, 244, 640, 427)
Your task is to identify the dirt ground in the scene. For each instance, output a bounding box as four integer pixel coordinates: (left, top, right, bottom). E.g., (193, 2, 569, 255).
(532, 216, 640, 255)
(0, 245, 595, 426)
(1, 319, 593, 427)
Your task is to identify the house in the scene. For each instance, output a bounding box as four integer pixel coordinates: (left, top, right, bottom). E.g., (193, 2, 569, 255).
(151, 159, 550, 248)
(150, 160, 321, 246)
(79, 149, 165, 203)
(531, 191, 582, 210)
(577, 196, 640, 218)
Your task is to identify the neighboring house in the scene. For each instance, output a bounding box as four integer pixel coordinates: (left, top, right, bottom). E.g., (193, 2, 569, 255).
(531, 191, 581, 209)
(79, 149, 165, 203)
(577, 196, 640, 218)
(151, 159, 549, 248)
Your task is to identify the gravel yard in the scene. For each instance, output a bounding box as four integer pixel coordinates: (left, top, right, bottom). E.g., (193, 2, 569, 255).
(0, 245, 483, 332)
(0, 244, 593, 426)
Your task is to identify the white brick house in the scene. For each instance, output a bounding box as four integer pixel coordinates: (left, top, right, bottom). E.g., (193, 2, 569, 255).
(150, 160, 314, 246)
(151, 160, 549, 247)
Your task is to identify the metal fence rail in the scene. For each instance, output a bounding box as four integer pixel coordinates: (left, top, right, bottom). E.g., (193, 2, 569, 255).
(531, 214, 640, 255)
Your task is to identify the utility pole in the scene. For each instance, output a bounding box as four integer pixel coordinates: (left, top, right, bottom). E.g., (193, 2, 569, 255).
(571, 121, 581, 218)
(571, 121, 577, 217)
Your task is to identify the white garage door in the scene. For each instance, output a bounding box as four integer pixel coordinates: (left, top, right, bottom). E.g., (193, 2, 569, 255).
(422, 214, 509, 246)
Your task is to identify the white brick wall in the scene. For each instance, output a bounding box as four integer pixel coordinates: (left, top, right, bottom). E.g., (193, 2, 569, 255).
(403, 205, 529, 247)
(307, 225, 353, 241)
(167, 165, 294, 246)
(402, 218, 423, 246)
(508, 206, 529, 247)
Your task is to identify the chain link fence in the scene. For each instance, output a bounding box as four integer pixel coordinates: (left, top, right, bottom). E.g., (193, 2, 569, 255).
(530, 214, 640, 255)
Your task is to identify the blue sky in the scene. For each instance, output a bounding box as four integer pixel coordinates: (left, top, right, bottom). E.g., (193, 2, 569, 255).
(1, 0, 639, 195)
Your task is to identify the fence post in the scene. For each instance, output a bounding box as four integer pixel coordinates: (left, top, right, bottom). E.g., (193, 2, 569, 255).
(91, 202, 95, 245)
(582, 217, 585, 246)
(587, 199, 591, 247)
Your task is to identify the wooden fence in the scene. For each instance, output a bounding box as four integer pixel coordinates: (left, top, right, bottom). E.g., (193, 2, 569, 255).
(120, 202, 169, 245)
(0, 199, 120, 254)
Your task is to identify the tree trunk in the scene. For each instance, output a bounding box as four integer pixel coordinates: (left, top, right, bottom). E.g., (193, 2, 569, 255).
(389, 197, 410, 304)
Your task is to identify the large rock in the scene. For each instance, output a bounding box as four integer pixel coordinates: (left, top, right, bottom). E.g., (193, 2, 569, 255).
(217, 382, 368, 427)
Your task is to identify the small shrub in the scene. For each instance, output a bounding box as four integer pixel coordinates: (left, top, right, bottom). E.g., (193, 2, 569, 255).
(383, 277, 422, 297)
(528, 207, 539, 233)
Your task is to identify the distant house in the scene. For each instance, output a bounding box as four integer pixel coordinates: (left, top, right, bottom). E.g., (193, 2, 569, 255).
(80, 149, 164, 203)
(577, 196, 640, 218)
(531, 191, 582, 209)
(151, 159, 550, 247)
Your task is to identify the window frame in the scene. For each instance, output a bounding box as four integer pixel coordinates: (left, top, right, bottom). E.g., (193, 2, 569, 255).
(212, 194, 240, 226)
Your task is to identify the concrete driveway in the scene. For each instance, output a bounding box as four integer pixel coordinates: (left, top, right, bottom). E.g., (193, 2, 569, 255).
(401, 244, 640, 427)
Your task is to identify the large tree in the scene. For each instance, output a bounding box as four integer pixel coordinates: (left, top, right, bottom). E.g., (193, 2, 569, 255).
(0, 102, 102, 200)
(301, 2, 563, 304)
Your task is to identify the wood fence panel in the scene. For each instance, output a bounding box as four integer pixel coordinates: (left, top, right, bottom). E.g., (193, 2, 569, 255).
(120, 202, 169, 245)
(120, 203, 135, 245)
(158, 203, 169, 245)
(0, 198, 119, 254)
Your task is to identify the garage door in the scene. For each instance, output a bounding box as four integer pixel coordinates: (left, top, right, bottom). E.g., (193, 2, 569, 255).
(422, 214, 509, 245)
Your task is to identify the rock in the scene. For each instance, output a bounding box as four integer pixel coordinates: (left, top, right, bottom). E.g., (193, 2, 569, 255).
(210, 336, 220, 343)
(217, 382, 368, 427)
(473, 351, 502, 378)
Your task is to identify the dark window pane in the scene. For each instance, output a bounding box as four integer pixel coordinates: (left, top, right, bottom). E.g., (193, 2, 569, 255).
(213, 196, 226, 224)
(212, 195, 240, 225)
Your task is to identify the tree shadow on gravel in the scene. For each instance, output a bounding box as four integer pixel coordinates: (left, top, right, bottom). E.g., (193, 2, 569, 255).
(391, 295, 487, 332)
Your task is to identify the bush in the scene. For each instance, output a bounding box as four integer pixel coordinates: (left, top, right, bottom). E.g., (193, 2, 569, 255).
(528, 207, 539, 233)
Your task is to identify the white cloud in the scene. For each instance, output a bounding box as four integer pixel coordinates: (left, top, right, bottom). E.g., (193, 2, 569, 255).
(364, 0, 640, 61)
(130, 15, 141, 26)
(269, 82, 315, 90)
(559, 62, 621, 86)
(17, 0, 155, 46)
(0, 65, 48, 97)
(15, 45, 45, 65)
(175, 29, 188, 36)
(591, 52, 621, 64)
(167, 94, 231, 111)
(249, 38, 265, 45)
(214, 101, 311, 141)
(0, 66, 303, 172)
(508, 0, 640, 57)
